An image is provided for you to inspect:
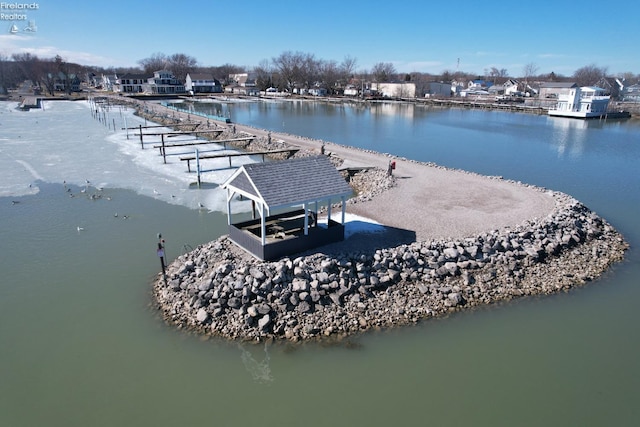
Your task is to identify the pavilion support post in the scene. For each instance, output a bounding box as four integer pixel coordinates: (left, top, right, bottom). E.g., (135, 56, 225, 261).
(341, 196, 346, 224)
(303, 202, 309, 235)
(252, 200, 256, 220)
(225, 191, 233, 225)
(260, 204, 266, 246)
(327, 199, 332, 224)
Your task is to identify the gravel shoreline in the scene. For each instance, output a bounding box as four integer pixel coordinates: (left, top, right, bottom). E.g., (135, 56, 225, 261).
(141, 107, 629, 343)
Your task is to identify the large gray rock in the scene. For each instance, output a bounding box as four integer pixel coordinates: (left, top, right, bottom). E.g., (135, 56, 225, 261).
(196, 308, 209, 323)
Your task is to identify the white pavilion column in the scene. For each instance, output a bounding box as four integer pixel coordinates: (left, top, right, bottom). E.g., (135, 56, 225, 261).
(303, 202, 309, 235)
(225, 191, 233, 225)
(341, 196, 346, 224)
(260, 203, 266, 246)
(327, 199, 332, 224)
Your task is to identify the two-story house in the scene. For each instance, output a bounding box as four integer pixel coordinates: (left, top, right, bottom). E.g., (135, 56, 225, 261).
(146, 70, 185, 94)
(185, 73, 223, 94)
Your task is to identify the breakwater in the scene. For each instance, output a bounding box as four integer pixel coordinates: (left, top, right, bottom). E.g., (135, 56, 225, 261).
(153, 180, 628, 343)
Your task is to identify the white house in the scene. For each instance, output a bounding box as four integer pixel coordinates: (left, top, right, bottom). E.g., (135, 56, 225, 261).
(503, 79, 520, 96)
(370, 82, 416, 98)
(146, 70, 185, 94)
(309, 87, 327, 96)
(185, 73, 222, 94)
(116, 73, 147, 93)
(548, 86, 610, 118)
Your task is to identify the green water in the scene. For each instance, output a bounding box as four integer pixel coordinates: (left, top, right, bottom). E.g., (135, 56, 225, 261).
(1, 101, 639, 426)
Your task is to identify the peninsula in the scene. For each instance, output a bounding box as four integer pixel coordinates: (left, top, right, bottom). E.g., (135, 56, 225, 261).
(142, 100, 628, 343)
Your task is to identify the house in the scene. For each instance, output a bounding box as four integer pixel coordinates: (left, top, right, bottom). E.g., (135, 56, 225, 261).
(503, 79, 520, 96)
(548, 86, 610, 118)
(101, 74, 118, 91)
(370, 82, 416, 98)
(229, 72, 257, 87)
(51, 72, 81, 92)
(596, 77, 624, 100)
(309, 87, 327, 96)
(425, 82, 452, 97)
(117, 73, 148, 93)
(622, 83, 640, 102)
(468, 79, 493, 90)
(185, 73, 222, 94)
(221, 156, 352, 261)
(344, 84, 359, 96)
(538, 82, 578, 99)
(146, 70, 185, 94)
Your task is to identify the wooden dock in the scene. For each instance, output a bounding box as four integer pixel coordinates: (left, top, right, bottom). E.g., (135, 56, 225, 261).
(153, 136, 254, 163)
(180, 147, 300, 172)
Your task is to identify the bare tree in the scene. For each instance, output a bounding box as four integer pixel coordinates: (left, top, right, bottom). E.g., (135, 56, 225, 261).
(488, 67, 509, 84)
(167, 53, 197, 82)
(522, 62, 539, 93)
(138, 53, 168, 75)
(271, 51, 318, 92)
(339, 56, 357, 82)
(254, 59, 274, 90)
(318, 59, 340, 93)
(371, 62, 396, 82)
(573, 64, 608, 86)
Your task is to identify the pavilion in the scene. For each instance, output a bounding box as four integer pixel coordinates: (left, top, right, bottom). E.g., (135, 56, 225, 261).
(221, 155, 353, 260)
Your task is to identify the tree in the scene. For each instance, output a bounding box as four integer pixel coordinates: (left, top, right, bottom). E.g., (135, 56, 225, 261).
(254, 60, 274, 91)
(573, 64, 608, 86)
(167, 53, 197, 82)
(138, 53, 168, 75)
(371, 62, 396, 82)
(339, 56, 357, 81)
(522, 62, 539, 93)
(488, 67, 508, 84)
(271, 51, 318, 92)
(318, 60, 340, 94)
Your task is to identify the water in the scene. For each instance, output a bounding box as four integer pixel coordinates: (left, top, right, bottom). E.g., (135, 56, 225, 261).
(1, 99, 639, 426)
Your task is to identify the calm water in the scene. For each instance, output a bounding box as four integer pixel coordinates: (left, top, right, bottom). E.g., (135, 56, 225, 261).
(1, 99, 639, 426)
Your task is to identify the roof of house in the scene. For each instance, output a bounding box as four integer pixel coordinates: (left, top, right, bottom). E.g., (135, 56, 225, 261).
(222, 155, 352, 209)
(539, 82, 578, 88)
(188, 73, 219, 81)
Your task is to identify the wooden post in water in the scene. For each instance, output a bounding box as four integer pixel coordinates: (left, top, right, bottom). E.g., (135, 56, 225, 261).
(195, 148, 201, 188)
(161, 134, 166, 164)
(157, 241, 166, 285)
(139, 124, 144, 149)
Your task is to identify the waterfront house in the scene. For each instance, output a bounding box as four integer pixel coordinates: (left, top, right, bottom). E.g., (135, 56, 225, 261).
(117, 73, 147, 93)
(221, 156, 352, 261)
(503, 79, 520, 96)
(146, 70, 185, 95)
(622, 83, 640, 102)
(370, 82, 416, 98)
(309, 87, 328, 96)
(185, 73, 223, 94)
(596, 77, 624, 100)
(425, 82, 452, 97)
(548, 86, 610, 118)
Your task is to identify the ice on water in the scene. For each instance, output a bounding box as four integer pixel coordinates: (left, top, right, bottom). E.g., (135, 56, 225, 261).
(0, 100, 256, 212)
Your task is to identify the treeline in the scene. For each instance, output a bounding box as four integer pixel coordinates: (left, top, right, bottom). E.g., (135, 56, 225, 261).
(2, 49, 639, 96)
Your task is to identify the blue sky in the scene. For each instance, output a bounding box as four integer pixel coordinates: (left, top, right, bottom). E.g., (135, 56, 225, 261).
(1, 0, 638, 77)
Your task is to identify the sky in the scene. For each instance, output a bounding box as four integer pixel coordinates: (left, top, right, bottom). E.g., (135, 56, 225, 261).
(1, 0, 638, 77)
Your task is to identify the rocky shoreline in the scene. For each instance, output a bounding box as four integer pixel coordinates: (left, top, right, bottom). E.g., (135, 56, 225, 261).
(153, 187, 628, 343)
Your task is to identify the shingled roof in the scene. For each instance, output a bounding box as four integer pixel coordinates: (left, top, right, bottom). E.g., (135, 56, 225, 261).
(222, 155, 352, 209)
